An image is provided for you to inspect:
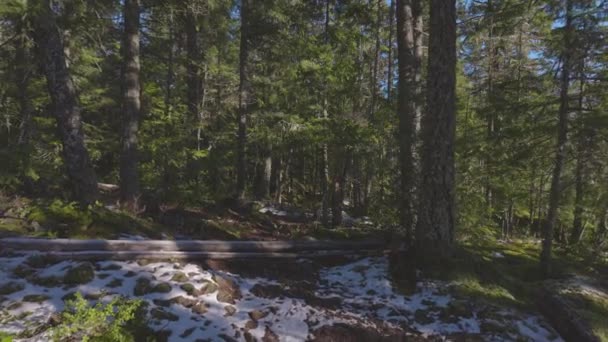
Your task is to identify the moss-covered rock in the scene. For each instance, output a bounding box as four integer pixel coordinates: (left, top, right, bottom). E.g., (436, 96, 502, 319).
(134, 277, 152, 296)
(213, 274, 241, 304)
(0, 282, 24, 295)
(23, 294, 50, 303)
(171, 272, 188, 283)
(63, 262, 95, 285)
(180, 283, 196, 295)
(152, 283, 172, 293)
(192, 302, 209, 315)
(106, 278, 123, 288)
(30, 275, 62, 288)
(150, 308, 179, 321)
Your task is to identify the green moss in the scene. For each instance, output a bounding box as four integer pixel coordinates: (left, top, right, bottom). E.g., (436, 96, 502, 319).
(30, 276, 62, 288)
(63, 262, 95, 285)
(150, 308, 178, 321)
(0, 282, 24, 295)
(106, 278, 123, 288)
(133, 278, 151, 296)
(450, 275, 520, 307)
(563, 292, 608, 341)
(180, 283, 195, 295)
(171, 272, 188, 283)
(152, 283, 172, 293)
(23, 294, 50, 303)
(26, 254, 58, 268)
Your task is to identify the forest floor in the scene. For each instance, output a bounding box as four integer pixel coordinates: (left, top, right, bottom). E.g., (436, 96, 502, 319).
(0, 195, 380, 242)
(0, 194, 607, 341)
(1, 252, 562, 341)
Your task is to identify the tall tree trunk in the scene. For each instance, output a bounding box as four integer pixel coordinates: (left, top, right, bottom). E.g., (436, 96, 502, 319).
(412, 0, 423, 134)
(541, 0, 572, 277)
(31, 0, 98, 205)
(485, 0, 495, 210)
(255, 147, 271, 200)
(387, 0, 395, 100)
(415, 0, 457, 264)
(236, 0, 252, 200)
(332, 152, 351, 227)
(15, 21, 32, 146)
(571, 71, 588, 245)
(164, 9, 175, 117)
(320, 0, 331, 226)
(120, 0, 142, 210)
(369, 0, 382, 121)
(396, 0, 418, 242)
(185, 7, 204, 142)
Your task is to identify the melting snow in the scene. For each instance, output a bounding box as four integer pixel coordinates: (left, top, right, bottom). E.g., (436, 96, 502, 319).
(0, 254, 562, 341)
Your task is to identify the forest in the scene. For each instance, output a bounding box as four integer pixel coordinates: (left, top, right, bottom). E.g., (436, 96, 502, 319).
(0, 0, 607, 341)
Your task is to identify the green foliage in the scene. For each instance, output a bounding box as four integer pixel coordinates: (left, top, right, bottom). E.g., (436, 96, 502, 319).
(0, 332, 13, 342)
(51, 292, 142, 342)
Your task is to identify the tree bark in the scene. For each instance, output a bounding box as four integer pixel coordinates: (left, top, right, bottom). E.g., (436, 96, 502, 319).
(164, 9, 175, 117)
(31, 0, 98, 205)
(571, 68, 588, 245)
(185, 7, 204, 138)
(396, 0, 419, 242)
(332, 152, 351, 227)
(236, 0, 253, 201)
(15, 21, 32, 146)
(415, 0, 457, 264)
(320, 0, 331, 226)
(120, 0, 142, 211)
(387, 0, 395, 100)
(541, 0, 572, 277)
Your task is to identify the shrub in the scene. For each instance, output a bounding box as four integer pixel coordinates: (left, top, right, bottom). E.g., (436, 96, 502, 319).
(52, 292, 142, 342)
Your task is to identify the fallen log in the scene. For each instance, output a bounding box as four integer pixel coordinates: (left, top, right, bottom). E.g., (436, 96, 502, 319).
(0, 237, 387, 253)
(4, 249, 387, 261)
(537, 284, 601, 342)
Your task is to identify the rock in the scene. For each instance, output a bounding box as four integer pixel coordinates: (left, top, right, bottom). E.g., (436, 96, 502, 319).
(150, 308, 179, 321)
(192, 302, 209, 315)
(152, 283, 172, 293)
(84, 292, 105, 300)
(0, 282, 24, 295)
(262, 326, 279, 342)
(62, 292, 77, 301)
(106, 278, 123, 288)
(23, 294, 50, 303)
(244, 331, 255, 342)
(153, 299, 171, 307)
(171, 272, 189, 283)
(249, 310, 268, 321)
(414, 309, 435, 325)
(244, 320, 258, 330)
(213, 274, 241, 304)
(180, 283, 198, 296)
(134, 277, 152, 296)
(172, 296, 197, 308)
(180, 327, 196, 338)
(30, 275, 62, 288)
(224, 305, 236, 316)
(100, 263, 122, 271)
(48, 312, 62, 326)
(202, 281, 218, 295)
(64, 262, 95, 285)
(124, 271, 136, 277)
